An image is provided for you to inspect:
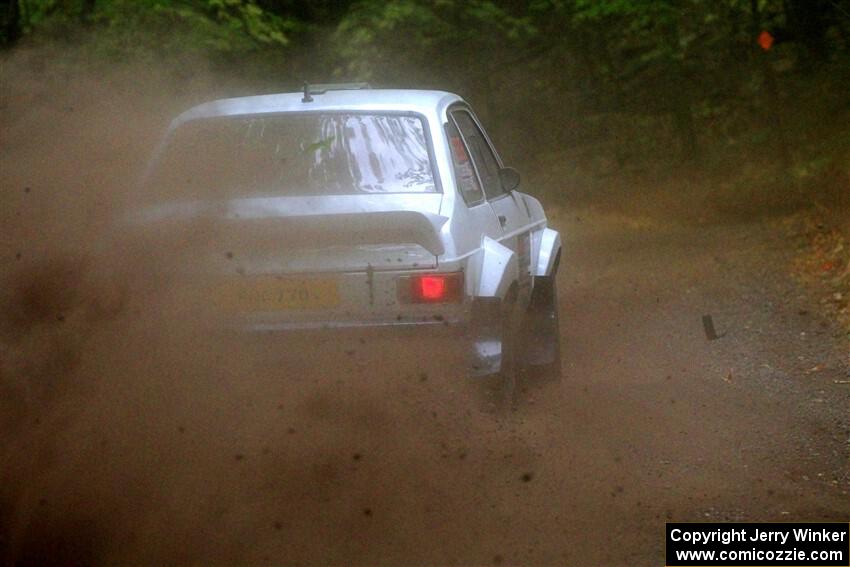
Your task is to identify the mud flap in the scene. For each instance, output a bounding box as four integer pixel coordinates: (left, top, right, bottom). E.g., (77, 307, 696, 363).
(468, 297, 504, 377)
(524, 275, 560, 367)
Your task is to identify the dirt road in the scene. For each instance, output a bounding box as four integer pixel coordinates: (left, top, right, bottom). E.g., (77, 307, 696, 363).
(3, 204, 849, 565)
(549, 210, 850, 564)
(3, 51, 850, 566)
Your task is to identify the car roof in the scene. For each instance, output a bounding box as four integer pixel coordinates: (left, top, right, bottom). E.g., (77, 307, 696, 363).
(171, 89, 465, 128)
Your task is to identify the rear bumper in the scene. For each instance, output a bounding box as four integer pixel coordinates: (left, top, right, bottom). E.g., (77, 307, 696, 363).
(232, 303, 470, 336)
(242, 314, 465, 333)
(229, 301, 506, 377)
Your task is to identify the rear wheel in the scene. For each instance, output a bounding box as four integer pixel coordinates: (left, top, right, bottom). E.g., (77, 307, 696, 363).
(521, 274, 562, 383)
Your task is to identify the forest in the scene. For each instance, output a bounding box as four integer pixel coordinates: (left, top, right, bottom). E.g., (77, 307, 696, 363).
(2, 0, 849, 215)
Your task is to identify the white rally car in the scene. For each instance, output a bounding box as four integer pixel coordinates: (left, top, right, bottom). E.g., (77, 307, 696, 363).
(136, 84, 562, 385)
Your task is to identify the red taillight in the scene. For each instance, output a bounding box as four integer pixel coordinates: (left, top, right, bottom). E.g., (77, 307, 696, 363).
(418, 276, 446, 300)
(399, 272, 464, 304)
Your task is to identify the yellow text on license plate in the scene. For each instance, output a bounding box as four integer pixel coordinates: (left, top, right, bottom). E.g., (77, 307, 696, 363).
(217, 277, 340, 311)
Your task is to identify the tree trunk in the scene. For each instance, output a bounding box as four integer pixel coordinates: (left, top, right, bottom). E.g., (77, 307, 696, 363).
(785, 0, 831, 66)
(672, 96, 699, 164)
(80, 0, 96, 23)
(750, 0, 793, 183)
(2, 0, 21, 47)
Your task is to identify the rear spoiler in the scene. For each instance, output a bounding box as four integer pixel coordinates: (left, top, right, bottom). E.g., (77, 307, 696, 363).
(127, 201, 449, 257)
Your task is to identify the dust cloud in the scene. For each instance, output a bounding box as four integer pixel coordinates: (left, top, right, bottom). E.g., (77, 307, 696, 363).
(5, 42, 847, 567)
(0, 47, 562, 565)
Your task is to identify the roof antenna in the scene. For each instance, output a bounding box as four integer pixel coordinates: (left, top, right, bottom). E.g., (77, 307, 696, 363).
(302, 81, 313, 103)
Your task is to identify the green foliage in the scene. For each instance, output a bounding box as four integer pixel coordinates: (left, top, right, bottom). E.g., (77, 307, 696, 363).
(5, 0, 850, 206)
(572, 0, 650, 20)
(333, 0, 445, 80)
(333, 0, 535, 81)
(208, 0, 291, 47)
(15, 0, 297, 59)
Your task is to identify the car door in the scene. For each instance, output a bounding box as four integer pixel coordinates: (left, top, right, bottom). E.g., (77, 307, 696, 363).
(449, 107, 533, 297)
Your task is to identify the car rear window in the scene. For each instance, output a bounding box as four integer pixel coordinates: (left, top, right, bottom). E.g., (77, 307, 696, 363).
(146, 113, 438, 198)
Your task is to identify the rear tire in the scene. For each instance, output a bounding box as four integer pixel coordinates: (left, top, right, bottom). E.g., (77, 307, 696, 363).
(521, 274, 562, 383)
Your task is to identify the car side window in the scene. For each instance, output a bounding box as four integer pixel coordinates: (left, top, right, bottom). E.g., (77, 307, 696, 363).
(445, 120, 484, 205)
(450, 110, 505, 200)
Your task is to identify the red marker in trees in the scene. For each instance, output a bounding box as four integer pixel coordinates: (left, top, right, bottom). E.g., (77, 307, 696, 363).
(758, 30, 774, 51)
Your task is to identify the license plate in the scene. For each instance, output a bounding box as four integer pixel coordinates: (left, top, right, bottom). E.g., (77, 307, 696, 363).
(216, 277, 340, 311)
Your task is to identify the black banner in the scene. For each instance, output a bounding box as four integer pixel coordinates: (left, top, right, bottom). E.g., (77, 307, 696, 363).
(666, 523, 850, 566)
